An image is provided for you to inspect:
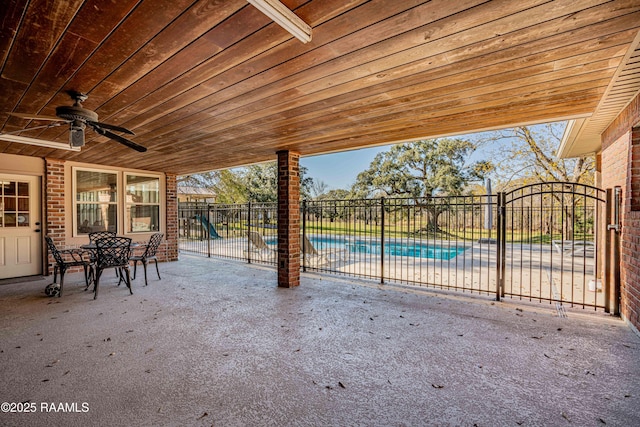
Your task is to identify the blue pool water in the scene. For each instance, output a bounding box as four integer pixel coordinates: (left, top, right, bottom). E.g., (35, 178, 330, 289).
(346, 241, 466, 260)
(265, 236, 466, 260)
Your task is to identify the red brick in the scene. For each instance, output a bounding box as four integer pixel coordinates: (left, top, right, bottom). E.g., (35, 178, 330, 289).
(601, 92, 640, 330)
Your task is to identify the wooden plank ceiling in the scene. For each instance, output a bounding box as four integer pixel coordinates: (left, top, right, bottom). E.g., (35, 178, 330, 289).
(1, 0, 639, 174)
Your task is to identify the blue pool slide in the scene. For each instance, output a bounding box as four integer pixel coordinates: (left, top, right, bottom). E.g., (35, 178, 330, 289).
(194, 215, 221, 239)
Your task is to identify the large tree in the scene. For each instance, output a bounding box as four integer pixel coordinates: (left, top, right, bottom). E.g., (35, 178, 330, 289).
(353, 138, 491, 231)
(181, 162, 314, 204)
(475, 123, 596, 238)
(242, 163, 314, 202)
(211, 170, 247, 204)
(476, 123, 594, 188)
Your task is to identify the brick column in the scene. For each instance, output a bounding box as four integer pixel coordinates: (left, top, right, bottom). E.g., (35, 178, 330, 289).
(45, 158, 66, 273)
(277, 150, 300, 288)
(165, 173, 179, 261)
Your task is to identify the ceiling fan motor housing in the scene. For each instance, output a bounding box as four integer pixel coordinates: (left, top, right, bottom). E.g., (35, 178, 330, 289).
(56, 105, 98, 122)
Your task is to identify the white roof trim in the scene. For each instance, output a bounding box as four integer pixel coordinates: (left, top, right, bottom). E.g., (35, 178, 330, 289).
(559, 31, 640, 158)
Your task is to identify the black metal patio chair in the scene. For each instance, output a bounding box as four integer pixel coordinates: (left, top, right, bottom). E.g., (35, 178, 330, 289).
(130, 232, 164, 286)
(93, 236, 133, 299)
(45, 236, 91, 297)
(87, 230, 118, 282)
(88, 230, 117, 243)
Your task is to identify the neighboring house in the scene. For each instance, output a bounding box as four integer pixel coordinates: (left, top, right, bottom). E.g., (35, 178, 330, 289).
(177, 187, 216, 204)
(0, 2, 639, 333)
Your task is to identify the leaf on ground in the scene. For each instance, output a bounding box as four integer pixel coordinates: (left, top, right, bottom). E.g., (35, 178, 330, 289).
(598, 418, 606, 424)
(432, 384, 444, 389)
(531, 336, 543, 339)
(198, 412, 208, 419)
(561, 412, 571, 421)
(338, 382, 346, 389)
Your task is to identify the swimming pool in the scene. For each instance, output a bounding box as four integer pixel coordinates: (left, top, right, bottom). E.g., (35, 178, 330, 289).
(346, 241, 466, 260)
(265, 236, 467, 260)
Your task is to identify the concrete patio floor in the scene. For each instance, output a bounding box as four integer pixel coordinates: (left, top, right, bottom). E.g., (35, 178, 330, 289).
(1, 254, 639, 427)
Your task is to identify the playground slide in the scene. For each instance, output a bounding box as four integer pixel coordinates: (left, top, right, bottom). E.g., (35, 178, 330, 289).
(194, 215, 222, 239)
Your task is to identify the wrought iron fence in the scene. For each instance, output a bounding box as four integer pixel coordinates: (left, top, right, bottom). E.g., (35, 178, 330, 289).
(179, 202, 277, 265)
(497, 182, 607, 309)
(302, 197, 499, 295)
(179, 195, 498, 295)
(179, 182, 612, 310)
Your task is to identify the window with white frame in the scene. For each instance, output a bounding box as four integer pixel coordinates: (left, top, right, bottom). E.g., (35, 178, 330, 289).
(73, 168, 163, 236)
(75, 169, 118, 235)
(125, 174, 160, 233)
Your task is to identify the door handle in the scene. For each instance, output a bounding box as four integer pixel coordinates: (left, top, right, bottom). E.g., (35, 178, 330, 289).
(35, 229, 41, 233)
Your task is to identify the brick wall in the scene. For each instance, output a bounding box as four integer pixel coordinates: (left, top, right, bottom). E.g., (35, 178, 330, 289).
(45, 158, 66, 273)
(165, 173, 179, 261)
(277, 150, 300, 288)
(43, 159, 178, 274)
(622, 127, 640, 330)
(601, 92, 640, 331)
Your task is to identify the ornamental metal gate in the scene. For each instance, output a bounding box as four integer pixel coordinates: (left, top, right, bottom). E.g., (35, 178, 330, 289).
(496, 182, 619, 312)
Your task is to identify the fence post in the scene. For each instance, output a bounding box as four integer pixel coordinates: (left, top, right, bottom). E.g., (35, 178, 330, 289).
(380, 197, 385, 284)
(207, 205, 212, 258)
(496, 192, 506, 301)
(302, 200, 307, 272)
(247, 201, 252, 264)
(607, 186, 622, 316)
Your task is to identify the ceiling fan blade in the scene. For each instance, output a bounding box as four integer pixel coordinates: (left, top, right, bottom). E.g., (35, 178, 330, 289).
(7, 112, 67, 122)
(91, 125, 146, 152)
(87, 120, 135, 135)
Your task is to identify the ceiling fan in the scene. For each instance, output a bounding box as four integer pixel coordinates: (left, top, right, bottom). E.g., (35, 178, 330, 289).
(7, 91, 146, 152)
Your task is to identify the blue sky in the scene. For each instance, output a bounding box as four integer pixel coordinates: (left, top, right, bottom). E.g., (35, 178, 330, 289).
(300, 146, 389, 190)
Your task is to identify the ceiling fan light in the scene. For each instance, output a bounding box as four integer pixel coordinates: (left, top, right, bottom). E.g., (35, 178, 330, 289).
(247, 0, 312, 43)
(69, 120, 85, 147)
(69, 129, 85, 147)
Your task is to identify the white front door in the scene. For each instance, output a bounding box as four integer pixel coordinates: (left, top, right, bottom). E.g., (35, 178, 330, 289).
(0, 175, 42, 279)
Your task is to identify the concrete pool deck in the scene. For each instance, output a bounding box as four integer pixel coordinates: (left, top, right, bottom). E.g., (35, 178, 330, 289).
(180, 237, 603, 307)
(1, 254, 639, 426)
